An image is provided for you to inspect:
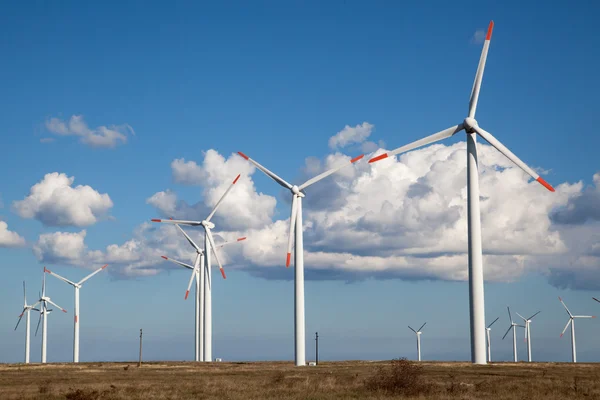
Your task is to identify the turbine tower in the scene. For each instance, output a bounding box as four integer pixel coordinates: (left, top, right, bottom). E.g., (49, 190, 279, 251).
(368, 21, 554, 364)
(44, 265, 108, 363)
(408, 323, 426, 362)
(237, 151, 364, 366)
(485, 317, 498, 363)
(152, 173, 242, 362)
(559, 297, 595, 363)
(160, 226, 246, 362)
(502, 307, 523, 362)
(14, 281, 40, 364)
(35, 269, 67, 363)
(516, 311, 540, 362)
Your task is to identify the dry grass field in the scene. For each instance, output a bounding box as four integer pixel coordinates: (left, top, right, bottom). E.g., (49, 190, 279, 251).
(2, 359, 600, 399)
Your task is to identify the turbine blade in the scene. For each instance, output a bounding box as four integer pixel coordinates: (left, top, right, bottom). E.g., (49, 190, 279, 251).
(35, 311, 42, 336)
(468, 21, 494, 118)
(175, 224, 203, 254)
(23, 281, 26, 307)
(45, 267, 77, 286)
(184, 254, 202, 300)
(151, 218, 202, 226)
(286, 195, 299, 268)
(528, 311, 541, 320)
(14, 309, 26, 331)
(161, 255, 194, 270)
(46, 299, 67, 313)
(418, 322, 427, 332)
(559, 297, 573, 318)
(215, 237, 247, 249)
(237, 152, 293, 190)
(473, 125, 555, 192)
(507, 306, 513, 323)
(408, 326, 416, 334)
(205, 174, 241, 223)
(574, 315, 596, 318)
(78, 264, 108, 286)
(298, 154, 364, 191)
(487, 317, 499, 328)
(368, 125, 464, 164)
(515, 312, 526, 322)
(560, 318, 572, 337)
(502, 325, 513, 340)
(593, 297, 600, 303)
(206, 229, 226, 279)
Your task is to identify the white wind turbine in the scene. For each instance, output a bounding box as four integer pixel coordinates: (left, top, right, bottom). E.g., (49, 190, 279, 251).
(237, 151, 364, 366)
(160, 224, 246, 362)
(408, 323, 426, 362)
(44, 265, 108, 363)
(152, 173, 242, 362)
(35, 269, 67, 363)
(559, 297, 595, 363)
(14, 281, 40, 364)
(368, 21, 555, 364)
(485, 316, 498, 363)
(516, 310, 540, 362)
(502, 307, 523, 362)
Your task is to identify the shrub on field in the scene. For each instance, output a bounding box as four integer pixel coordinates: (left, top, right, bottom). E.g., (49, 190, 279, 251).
(364, 358, 429, 395)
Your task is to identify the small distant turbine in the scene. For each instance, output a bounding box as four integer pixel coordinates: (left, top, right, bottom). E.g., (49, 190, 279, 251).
(515, 311, 540, 363)
(35, 269, 67, 363)
(559, 297, 595, 363)
(408, 323, 426, 362)
(485, 317, 499, 363)
(14, 281, 40, 364)
(502, 307, 524, 362)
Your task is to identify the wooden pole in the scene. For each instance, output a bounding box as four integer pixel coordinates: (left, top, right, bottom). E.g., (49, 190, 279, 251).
(315, 332, 319, 365)
(138, 328, 143, 367)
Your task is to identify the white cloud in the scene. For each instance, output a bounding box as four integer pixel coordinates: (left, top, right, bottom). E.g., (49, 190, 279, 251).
(328, 122, 374, 149)
(13, 172, 113, 227)
(45, 115, 134, 148)
(0, 221, 25, 247)
(471, 29, 486, 44)
(35, 145, 600, 289)
(40, 137, 56, 144)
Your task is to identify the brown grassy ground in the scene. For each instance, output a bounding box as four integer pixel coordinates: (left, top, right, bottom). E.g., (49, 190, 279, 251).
(1, 360, 600, 399)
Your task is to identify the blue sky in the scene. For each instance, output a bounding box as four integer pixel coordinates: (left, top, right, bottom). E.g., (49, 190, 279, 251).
(1, 1, 600, 363)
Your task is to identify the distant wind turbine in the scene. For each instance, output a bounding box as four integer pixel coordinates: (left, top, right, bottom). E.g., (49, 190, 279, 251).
(502, 307, 524, 362)
(485, 317, 498, 363)
(559, 297, 595, 363)
(14, 281, 40, 364)
(516, 311, 540, 362)
(408, 323, 426, 361)
(35, 269, 67, 363)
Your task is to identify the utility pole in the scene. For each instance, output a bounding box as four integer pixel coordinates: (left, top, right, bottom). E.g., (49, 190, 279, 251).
(315, 332, 319, 365)
(138, 328, 143, 367)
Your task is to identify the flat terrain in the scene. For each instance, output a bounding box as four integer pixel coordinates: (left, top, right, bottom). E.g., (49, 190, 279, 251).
(1, 360, 600, 399)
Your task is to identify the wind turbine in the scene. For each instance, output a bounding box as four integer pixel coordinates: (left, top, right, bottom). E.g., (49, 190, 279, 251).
(44, 265, 107, 363)
(559, 297, 595, 363)
(408, 323, 426, 362)
(502, 307, 523, 362)
(151, 173, 242, 362)
(516, 310, 540, 362)
(14, 281, 40, 364)
(35, 269, 67, 363)
(160, 225, 246, 362)
(237, 151, 364, 366)
(368, 21, 554, 365)
(593, 297, 600, 304)
(485, 317, 498, 363)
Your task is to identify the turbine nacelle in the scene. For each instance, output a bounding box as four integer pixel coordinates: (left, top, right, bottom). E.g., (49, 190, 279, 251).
(291, 185, 306, 197)
(201, 220, 215, 230)
(463, 117, 478, 133)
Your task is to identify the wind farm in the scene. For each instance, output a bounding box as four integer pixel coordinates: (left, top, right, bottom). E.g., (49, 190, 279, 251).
(2, 2, 600, 399)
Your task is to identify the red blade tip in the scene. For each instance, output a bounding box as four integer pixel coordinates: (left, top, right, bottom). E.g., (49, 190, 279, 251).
(75, 316, 78, 323)
(237, 237, 247, 241)
(368, 153, 389, 164)
(101, 264, 108, 269)
(558, 297, 562, 301)
(486, 21, 494, 41)
(151, 219, 162, 222)
(220, 269, 226, 279)
(233, 174, 241, 184)
(536, 177, 555, 192)
(560, 333, 563, 338)
(62, 309, 67, 313)
(237, 151, 249, 160)
(161, 256, 168, 260)
(184, 290, 190, 300)
(593, 316, 597, 318)
(350, 154, 364, 163)
(286, 253, 291, 268)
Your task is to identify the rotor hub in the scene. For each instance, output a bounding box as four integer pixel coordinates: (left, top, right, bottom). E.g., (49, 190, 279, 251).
(291, 185, 305, 197)
(463, 117, 478, 133)
(201, 220, 215, 229)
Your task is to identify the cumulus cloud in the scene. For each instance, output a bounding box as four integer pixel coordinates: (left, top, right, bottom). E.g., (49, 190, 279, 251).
(328, 122, 374, 149)
(38, 145, 600, 289)
(13, 172, 113, 227)
(0, 221, 25, 247)
(551, 173, 600, 224)
(45, 115, 134, 148)
(471, 29, 486, 44)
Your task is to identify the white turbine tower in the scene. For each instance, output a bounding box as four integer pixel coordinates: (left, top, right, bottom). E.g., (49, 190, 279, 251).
(368, 21, 554, 364)
(44, 265, 108, 363)
(408, 323, 426, 362)
(501, 307, 523, 362)
(35, 269, 67, 363)
(237, 151, 364, 366)
(14, 281, 40, 364)
(152, 173, 242, 362)
(160, 225, 246, 362)
(516, 311, 540, 362)
(485, 317, 498, 363)
(559, 297, 595, 363)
